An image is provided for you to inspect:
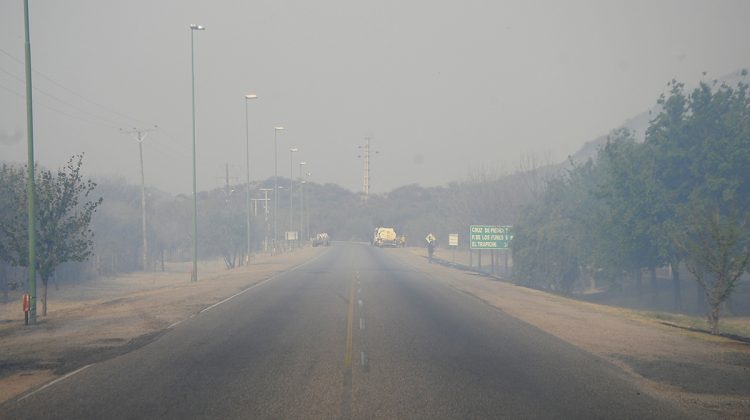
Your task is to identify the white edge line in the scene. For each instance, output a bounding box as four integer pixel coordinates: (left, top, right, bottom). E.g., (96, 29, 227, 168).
(18, 364, 92, 402)
(199, 248, 329, 315)
(15, 249, 331, 404)
(199, 280, 264, 314)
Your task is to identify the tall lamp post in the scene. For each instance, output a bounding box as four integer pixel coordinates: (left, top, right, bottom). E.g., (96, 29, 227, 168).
(288, 148, 298, 249)
(244, 94, 257, 264)
(273, 126, 284, 253)
(23, 0, 37, 324)
(190, 23, 205, 282)
(298, 161, 307, 243)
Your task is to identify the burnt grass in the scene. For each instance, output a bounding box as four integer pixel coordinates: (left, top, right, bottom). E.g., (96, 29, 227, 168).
(0, 330, 166, 380)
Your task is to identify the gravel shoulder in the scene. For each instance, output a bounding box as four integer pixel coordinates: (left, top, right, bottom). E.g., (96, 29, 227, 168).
(394, 247, 750, 419)
(0, 247, 326, 403)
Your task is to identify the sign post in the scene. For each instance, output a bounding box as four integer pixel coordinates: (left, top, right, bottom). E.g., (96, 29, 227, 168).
(448, 233, 458, 264)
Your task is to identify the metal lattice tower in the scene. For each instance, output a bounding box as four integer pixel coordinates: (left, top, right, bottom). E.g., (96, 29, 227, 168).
(358, 138, 378, 195)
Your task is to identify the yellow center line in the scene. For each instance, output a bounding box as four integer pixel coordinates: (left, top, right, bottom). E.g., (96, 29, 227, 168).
(344, 276, 355, 368)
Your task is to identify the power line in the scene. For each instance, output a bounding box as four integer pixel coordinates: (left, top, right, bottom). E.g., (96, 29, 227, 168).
(0, 64, 127, 128)
(0, 46, 154, 127)
(1, 81, 185, 164)
(0, 81, 120, 130)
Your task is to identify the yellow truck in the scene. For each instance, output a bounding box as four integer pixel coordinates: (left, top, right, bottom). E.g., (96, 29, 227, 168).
(373, 227, 399, 247)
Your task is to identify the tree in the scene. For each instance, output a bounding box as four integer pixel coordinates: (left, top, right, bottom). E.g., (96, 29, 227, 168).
(674, 206, 750, 334)
(0, 163, 26, 292)
(0, 155, 102, 316)
(201, 187, 245, 269)
(597, 129, 667, 304)
(0, 164, 25, 266)
(512, 159, 603, 294)
(90, 177, 141, 275)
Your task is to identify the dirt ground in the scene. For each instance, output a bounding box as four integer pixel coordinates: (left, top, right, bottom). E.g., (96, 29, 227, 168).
(395, 247, 750, 418)
(0, 247, 325, 403)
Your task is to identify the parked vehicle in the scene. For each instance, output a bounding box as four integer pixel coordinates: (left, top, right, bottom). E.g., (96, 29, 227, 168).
(312, 232, 330, 247)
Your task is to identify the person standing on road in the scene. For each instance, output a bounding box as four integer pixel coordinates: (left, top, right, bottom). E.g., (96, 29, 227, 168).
(425, 233, 436, 263)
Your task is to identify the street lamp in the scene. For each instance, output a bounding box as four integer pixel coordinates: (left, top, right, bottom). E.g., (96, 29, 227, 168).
(23, 0, 38, 323)
(244, 93, 257, 264)
(299, 161, 307, 243)
(289, 148, 299, 249)
(190, 23, 205, 282)
(273, 126, 284, 254)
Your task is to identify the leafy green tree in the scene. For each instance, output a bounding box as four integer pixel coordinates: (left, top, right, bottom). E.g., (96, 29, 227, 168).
(90, 178, 141, 274)
(200, 187, 245, 269)
(0, 164, 22, 257)
(0, 155, 102, 316)
(674, 205, 750, 334)
(512, 159, 602, 294)
(0, 163, 26, 291)
(651, 78, 750, 329)
(597, 129, 667, 303)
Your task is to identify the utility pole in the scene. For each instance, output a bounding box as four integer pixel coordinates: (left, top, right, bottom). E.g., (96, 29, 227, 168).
(259, 188, 273, 253)
(250, 198, 266, 216)
(357, 138, 379, 196)
(216, 163, 237, 205)
(121, 126, 157, 271)
(23, 0, 37, 324)
(298, 162, 307, 242)
(289, 148, 298, 250)
(244, 94, 257, 265)
(303, 171, 311, 240)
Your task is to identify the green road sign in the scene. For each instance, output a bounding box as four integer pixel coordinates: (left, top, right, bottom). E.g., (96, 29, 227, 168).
(470, 225, 513, 249)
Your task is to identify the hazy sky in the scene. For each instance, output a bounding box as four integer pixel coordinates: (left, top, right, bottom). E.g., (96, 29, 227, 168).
(1, 1, 748, 194)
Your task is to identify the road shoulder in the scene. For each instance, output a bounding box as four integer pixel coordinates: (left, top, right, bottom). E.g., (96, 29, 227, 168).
(0, 247, 326, 404)
(391, 247, 750, 419)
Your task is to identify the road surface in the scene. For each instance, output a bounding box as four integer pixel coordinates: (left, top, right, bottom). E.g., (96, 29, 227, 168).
(2, 243, 692, 419)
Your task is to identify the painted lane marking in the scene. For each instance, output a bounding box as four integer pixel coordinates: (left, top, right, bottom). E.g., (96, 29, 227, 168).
(18, 364, 92, 402)
(344, 279, 355, 368)
(359, 318, 365, 330)
(167, 320, 183, 329)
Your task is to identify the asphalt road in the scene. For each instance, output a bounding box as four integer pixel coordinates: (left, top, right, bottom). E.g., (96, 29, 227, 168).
(2, 243, 692, 419)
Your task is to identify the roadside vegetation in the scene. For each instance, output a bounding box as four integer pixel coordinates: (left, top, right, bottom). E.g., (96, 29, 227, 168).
(0, 155, 102, 315)
(512, 76, 750, 334)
